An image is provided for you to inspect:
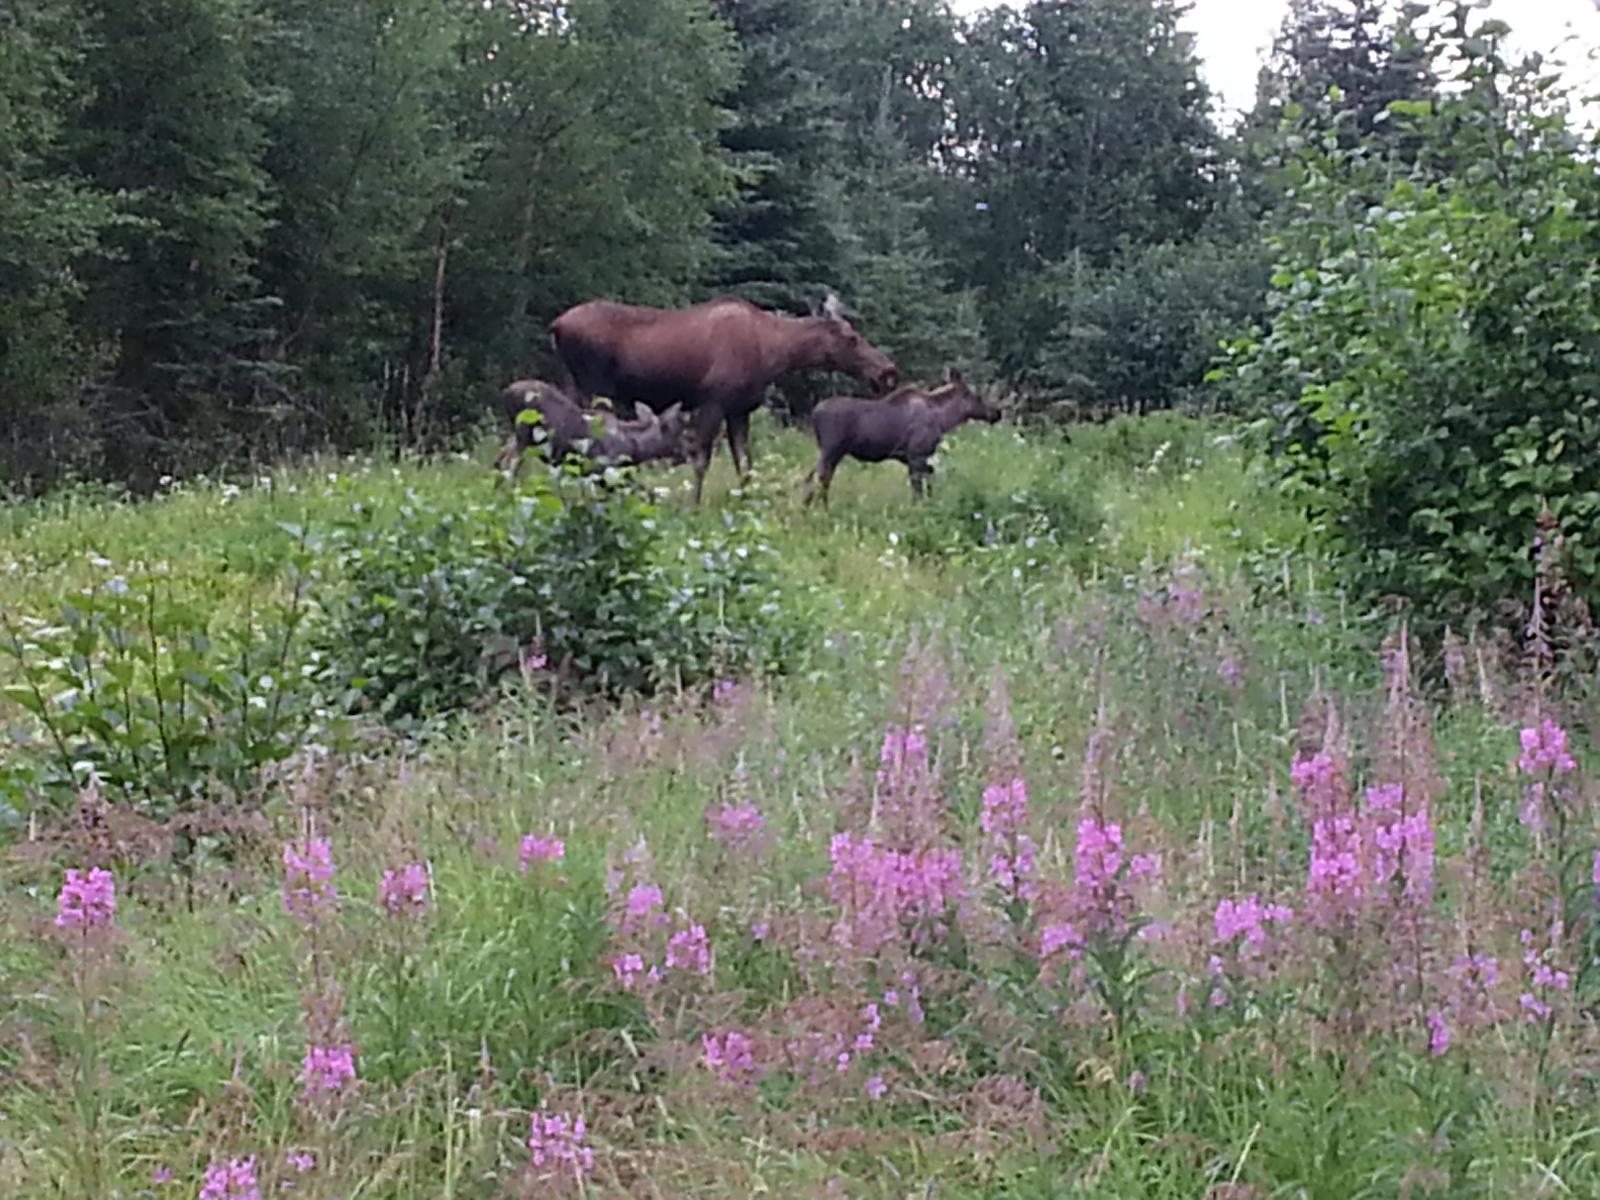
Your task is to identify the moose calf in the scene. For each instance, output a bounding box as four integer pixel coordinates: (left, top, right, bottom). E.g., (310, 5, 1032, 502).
(495, 379, 687, 479)
(803, 368, 1001, 506)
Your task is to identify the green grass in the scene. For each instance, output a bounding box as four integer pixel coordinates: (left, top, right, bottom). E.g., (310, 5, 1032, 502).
(2, 410, 1591, 1199)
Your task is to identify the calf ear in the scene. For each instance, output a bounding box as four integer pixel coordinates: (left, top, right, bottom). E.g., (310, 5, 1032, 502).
(944, 366, 964, 385)
(635, 400, 657, 423)
(822, 292, 844, 321)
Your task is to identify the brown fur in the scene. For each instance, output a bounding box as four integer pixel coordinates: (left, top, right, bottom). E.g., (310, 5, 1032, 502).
(549, 293, 899, 504)
(802, 367, 1002, 505)
(494, 379, 687, 479)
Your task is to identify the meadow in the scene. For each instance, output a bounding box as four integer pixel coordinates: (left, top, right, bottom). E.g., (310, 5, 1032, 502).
(2, 412, 1596, 1199)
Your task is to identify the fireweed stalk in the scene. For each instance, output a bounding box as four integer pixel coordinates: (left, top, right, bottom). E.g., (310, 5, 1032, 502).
(55, 858, 118, 1198)
(376, 859, 431, 1078)
(281, 824, 358, 1123)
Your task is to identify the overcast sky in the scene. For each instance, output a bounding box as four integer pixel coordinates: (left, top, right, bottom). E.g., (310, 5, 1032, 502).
(948, 0, 1600, 125)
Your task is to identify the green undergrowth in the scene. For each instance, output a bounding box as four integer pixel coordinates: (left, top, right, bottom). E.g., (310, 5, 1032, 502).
(7, 412, 1587, 1198)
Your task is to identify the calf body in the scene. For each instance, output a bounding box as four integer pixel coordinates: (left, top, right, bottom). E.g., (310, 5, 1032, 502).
(496, 379, 686, 478)
(803, 369, 1001, 505)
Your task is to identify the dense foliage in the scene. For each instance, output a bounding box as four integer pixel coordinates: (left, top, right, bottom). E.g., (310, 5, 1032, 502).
(1221, 16, 1600, 621)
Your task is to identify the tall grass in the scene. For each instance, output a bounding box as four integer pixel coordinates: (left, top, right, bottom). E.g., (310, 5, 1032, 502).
(3, 412, 1593, 1198)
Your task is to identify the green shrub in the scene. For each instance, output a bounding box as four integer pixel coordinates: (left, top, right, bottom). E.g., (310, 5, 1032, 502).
(319, 470, 806, 724)
(1217, 44, 1600, 623)
(0, 542, 337, 819)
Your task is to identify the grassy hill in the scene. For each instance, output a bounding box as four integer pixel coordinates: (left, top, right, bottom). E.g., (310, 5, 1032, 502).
(1, 413, 1591, 1198)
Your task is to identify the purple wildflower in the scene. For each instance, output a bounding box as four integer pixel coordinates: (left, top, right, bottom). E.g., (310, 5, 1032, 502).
(518, 834, 565, 873)
(707, 800, 766, 851)
(1213, 894, 1293, 954)
(153, 1165, 173, 1185)
(827, 832, 963, 956)
(378, 862, 429, 919)
(527, 1110, 594, 1178)
(1427, 1012, 1452, 1057)
(1518, 719, 1577, 776)
(299, 1042, 356, 1098)
(623, 883, 665, 929)
(285, 1151, 314, 1174)
(666, 924, 712, 975)
(865, 1074, 888, 1100)
(981, 777, 1037, 903)
(282, 838, 337, 926)
(55, 867, 116, 931)
(702, 1030, 762, 1086)
(1364, 784, 1435, 906)
(198, 1157, 259, 1200)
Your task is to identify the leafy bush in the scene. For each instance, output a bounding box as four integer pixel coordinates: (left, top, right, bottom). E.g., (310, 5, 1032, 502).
(1218, 39, 1600, 622)
(319, 471, 805, 724)
(0, 545, 337, 819)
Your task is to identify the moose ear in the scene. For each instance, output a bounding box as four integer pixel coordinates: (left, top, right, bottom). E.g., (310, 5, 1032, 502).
(822, 292, 844, 321)
(944, 366, 964, 385)
(635, 400, 657, 422)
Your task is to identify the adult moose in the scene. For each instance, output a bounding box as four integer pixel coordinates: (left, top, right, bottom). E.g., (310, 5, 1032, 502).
(494, 379, 687, 479)
(802, 367, 1001, 506)
(549, 293, 899, 504)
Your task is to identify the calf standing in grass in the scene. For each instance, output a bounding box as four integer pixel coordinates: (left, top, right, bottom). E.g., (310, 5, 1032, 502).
(803, 368, 1001, 505)
(495, 379, 687, 478)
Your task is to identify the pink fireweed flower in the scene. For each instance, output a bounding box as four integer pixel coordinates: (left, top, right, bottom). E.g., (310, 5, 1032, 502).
(1073, 815, 1123, 894)
(1427, 1012, 1452, 1057)
(1519, 926, 1571, 1024)
(666, 924, 711, 975)
(518, 834, 565, 873)
(1213, 894, 1293, 954)
(55, 867, 115, 930)
(826, 832, 963, 956)
(707, 800, 765, 851)
(1364, 784, 1435, 906)
(1518, 719, 1577, 776)
(153, 1165, 173, 1185)
(702, 1030, 761, 1086)
(1129, 852, 1163, 884)
(980, 777, 1029, 838)
(982, 777, 1038, 903)
(622, 883, 665, 930)
(285, 1151, 314, 1174)
(1307, 813, 1365, 920)
(198, 1156, 260, 1200)
(300, 1042, 356, 1098)
(378, 862, 429, 919)
(1038, 920, 1085, 962)
(611, 952, 656, 992)
(527, 1110, 594, 1178)
(282, 837, 337, 926)
(865, 1073, 888, 1099)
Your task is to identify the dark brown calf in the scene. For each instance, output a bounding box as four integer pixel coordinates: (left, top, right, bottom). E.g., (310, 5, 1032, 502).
(495, 379, 686, 479)
(802, 368, 1001, 505)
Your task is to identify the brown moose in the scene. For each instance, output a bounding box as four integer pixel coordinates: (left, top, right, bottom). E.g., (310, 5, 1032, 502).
(495, 379, 687, 478)
(802, 367, 1001, 506)
(548, 293, 899, 504)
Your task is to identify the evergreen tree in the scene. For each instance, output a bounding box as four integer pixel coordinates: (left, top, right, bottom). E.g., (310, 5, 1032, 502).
(701, 0, 846, 315)
(71, 0, 281, 485)
(0, 0, 119, 490)
(839, 67, 988, 389)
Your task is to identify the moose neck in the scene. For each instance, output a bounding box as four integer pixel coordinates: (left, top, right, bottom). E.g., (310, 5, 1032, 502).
(773, 315, 843, 375)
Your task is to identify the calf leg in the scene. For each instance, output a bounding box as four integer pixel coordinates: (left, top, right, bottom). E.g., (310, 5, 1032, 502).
(909, 458, 933, 501)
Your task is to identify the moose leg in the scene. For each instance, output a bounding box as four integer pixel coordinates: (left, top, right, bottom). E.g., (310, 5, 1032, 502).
(688, 404, 723, 506)
(725, 410, 752, 480)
